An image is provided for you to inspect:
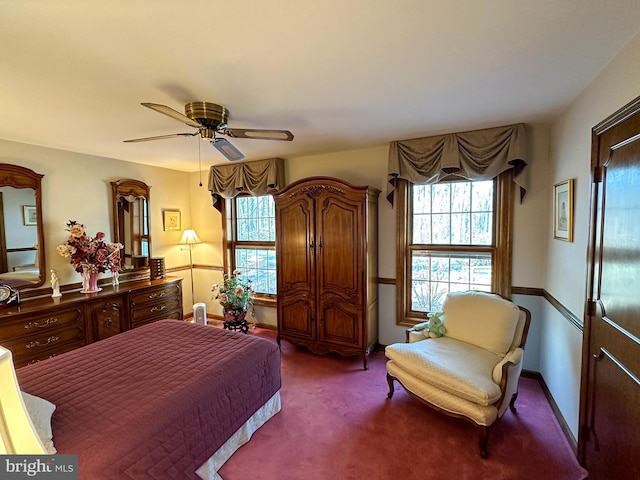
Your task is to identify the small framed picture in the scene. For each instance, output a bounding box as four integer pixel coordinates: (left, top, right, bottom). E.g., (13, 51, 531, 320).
(22, 205, 37, 226)
(553, 179, 573, 242)
(163, 209, 181, 231)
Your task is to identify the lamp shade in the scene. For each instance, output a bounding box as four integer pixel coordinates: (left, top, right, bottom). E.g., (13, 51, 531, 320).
(178, 228, 202, 245)
(0, 347, 46, 454)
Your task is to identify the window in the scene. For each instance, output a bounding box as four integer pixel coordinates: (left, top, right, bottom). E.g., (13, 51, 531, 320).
(396, 173, 513, 325)
(224, 195, 277, 297)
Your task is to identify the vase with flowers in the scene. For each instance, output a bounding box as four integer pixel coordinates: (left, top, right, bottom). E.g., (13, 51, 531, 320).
(56, 220, 123, 293)
(212, 270, 254, 332)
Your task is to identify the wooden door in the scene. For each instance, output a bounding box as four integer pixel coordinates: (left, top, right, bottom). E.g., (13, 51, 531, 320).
(275, 190, 316, 341)
(580, 97, 640, 478)
(316, 188, 363, 348)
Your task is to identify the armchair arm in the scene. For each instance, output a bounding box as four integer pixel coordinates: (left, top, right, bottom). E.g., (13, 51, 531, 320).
(493, 347, 525, 417)
(406, 322, 429, 343)
(492, 347, 523, 384)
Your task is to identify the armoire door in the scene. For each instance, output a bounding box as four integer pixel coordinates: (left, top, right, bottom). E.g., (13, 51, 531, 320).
(275, 191, 316, 341)
(316, 190, 364, 348)
(580, 97, 640, 478)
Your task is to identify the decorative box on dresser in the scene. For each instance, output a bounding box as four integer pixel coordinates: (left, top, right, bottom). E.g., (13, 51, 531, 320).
(274, 176, 380, 370)
(0, 277, 183, 367)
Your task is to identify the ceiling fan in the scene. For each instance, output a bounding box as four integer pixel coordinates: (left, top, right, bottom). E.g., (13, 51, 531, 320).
(124, 101, 294, 161)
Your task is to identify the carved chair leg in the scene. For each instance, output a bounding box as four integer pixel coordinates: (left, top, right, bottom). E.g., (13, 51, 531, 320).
(509, 391, 519, 414)
(478, 426, 489, 459)
(386, 373, 395, 399)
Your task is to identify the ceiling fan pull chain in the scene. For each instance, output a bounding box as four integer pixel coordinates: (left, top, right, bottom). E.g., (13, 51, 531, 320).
(198, 137, 203, 187)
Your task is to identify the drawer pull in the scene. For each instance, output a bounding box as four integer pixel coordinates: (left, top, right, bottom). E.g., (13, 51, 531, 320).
(148, 291, 167, 299)
(149, 305, 167, 313)
(28, 353, 57, 364)
(25, 335, 60, 348)
(24, 317, 59, 329)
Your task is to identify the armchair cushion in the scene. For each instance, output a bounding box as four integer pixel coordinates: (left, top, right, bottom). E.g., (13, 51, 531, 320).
(385, 337, 502, 405)
(442, 291, 521, 357)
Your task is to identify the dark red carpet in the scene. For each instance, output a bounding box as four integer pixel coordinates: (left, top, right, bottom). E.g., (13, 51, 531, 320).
(218, 328, 588, 480)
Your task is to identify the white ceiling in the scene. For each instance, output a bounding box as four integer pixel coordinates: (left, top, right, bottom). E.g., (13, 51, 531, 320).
(2, 1, 640, 172)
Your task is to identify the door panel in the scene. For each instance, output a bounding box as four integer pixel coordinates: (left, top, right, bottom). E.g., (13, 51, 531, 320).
(599, 140, 640, 337)
(276, 193, 316, 340)
(316, 191, 363, 347)
(581, 97, 640, 478)
(317, 193, 362, 300)
(320, 295, 362, 347)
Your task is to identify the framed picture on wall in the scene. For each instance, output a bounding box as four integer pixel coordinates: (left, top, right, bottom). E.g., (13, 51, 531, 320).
(22, 205, 37, 226)
(553, 179, 573, 242)
(163, 209, 181, 232)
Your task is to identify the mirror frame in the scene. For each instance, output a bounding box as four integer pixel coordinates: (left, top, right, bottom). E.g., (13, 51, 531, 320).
(0, 163, 46, 289)
(110, 179, 152, 273)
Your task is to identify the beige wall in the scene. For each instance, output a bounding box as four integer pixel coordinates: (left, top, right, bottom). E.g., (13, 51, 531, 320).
(541, 31, 640, 439)
(0, 139, 195, 309)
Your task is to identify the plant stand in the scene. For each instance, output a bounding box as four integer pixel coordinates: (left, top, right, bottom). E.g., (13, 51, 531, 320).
(223, 318, 249, 334)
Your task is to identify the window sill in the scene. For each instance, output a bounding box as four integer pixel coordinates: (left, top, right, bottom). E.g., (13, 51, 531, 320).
(253, 295, 276, 308)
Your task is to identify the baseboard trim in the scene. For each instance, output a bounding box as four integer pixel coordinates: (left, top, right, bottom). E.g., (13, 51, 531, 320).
(522, 370, 578, 455)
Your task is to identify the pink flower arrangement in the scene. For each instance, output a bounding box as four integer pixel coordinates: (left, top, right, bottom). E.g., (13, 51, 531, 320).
(56, 220, 123, 273)
(211, 270, 254, 312)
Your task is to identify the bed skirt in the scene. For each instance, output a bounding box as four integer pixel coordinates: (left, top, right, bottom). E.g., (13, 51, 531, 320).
(196, 391, 281, 479)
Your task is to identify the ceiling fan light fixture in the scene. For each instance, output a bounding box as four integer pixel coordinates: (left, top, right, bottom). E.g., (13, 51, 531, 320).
(212, 138, 245, 162)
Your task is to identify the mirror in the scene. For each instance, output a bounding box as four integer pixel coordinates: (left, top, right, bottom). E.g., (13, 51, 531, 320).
(111, 179, 152, 272)
(0, 164, 46, 289)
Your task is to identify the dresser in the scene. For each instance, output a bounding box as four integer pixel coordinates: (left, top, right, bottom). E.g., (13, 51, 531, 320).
(274, 177, 379, 369)
(0, 277, 183, 367)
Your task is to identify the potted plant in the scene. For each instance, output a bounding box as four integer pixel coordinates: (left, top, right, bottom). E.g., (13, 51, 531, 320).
(212, 270, 254, 323)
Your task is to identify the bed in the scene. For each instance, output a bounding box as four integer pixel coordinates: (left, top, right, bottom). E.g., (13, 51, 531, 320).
(15, 319, 282, 479)
(0, 265, 41, 288)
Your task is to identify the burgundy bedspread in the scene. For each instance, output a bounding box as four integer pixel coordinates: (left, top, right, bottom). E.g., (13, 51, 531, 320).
(16, 320, 281, 479)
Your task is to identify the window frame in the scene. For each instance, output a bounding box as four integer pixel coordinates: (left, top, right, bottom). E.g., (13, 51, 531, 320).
(395, 172, 513, 326)
(222, 194, 277, 307)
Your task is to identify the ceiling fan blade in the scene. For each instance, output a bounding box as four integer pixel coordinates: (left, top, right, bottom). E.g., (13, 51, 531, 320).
(212, 138, 245, 161)
(221, 128, 294, 141)
(141, 102, 202, 129)
(123, 132, 198, 143)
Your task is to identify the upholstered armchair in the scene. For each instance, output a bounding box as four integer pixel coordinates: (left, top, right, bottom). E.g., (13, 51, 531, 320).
(385, 291, 531, 458)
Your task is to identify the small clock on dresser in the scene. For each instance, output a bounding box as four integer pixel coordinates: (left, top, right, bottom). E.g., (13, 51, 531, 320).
(0, 284, 20, 307)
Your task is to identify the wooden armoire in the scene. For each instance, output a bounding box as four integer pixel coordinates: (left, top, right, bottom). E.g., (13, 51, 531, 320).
(274, 177, 379, 369)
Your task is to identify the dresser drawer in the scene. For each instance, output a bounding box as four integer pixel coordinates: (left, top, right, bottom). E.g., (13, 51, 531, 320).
(131, 308, 183, 329)
(131, 296, 182, 325)
(18, 340, 85, 368)
(130, 282, 181, 307)
(0, 307, 83, 342)
(4, 324, 85, 366)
